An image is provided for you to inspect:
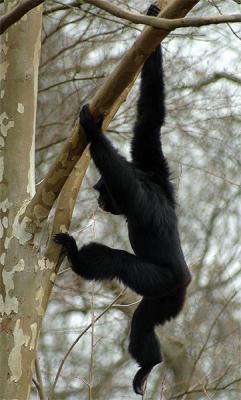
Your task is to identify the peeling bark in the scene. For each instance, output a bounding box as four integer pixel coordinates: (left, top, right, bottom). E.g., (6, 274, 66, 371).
(0, 2, 43, 398)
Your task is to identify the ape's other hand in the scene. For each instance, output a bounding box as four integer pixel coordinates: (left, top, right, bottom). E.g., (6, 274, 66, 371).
(79, 104, 104, 143)
(147, 4, 160, 17)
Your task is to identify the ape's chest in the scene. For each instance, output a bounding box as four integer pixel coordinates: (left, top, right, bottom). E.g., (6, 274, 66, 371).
(128, 223, 164, 262)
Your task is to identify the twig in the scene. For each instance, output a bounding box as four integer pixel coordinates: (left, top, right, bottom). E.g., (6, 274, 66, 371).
(32, 378, 41, 395)
(0, 0, 43, 34)
(48, 288, 126, 399)
(38, 75, 105, 93)
(170, 375, 241, 398)
(209, 0, 241, 40)
(171, 158, 241, 188)
(114, 298, 142, 307)
(186, 292, 237, 390)
(88, 282, 95, 400)
(57, 267, 71, 276)
(35, 357, 46, 400)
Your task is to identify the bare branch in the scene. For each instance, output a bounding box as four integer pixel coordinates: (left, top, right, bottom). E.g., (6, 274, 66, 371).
(170, 375, 241, 399)
(171, 158, 241, 188)
(85, 0, 241, 29)
(184, 72, 241, 91)
(45, 147, 91, 264)
(0, 0, 43, 35)
(38, 75, 105, 93)
(35, 357, 46, 400)
(48, 288, 126, 399)
(187, 293, 237, 388)
(1, 0, 241, 35)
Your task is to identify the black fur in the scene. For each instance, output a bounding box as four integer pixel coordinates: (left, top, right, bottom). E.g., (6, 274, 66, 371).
(54, 4, 191, 396)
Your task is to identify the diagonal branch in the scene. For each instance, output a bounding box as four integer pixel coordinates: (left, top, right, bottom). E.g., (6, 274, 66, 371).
(24, 0, 201, 229)
(45, 146, 91, 264)
(0, 0, 43, 34)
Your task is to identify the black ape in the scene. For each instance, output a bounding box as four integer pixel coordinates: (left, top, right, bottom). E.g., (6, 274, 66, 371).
(54, 4, 191, 396)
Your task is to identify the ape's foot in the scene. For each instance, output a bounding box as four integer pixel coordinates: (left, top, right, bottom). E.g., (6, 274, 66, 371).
(53, 233, 78, 257)
(79, 104, 104, 133)
(133, 367, 151, 396)
(53, 233, 73, 246)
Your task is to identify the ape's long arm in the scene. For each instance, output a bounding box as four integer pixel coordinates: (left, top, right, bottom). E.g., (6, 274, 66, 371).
(79, 106, 153, 222)
(131, 5, 170, 183)
(131, 44, 168, 172)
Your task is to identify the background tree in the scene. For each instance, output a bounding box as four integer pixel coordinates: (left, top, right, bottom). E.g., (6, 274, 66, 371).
(0, 0, 240, 399)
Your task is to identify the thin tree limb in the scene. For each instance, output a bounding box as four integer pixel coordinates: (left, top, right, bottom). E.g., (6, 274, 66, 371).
(187, 292, 237, 388)
(1, 0, 241, 35)
(35, 357, 46, 400)
(184, 72, 241, 91)
(38, 75, 105, 93)
(48, 288, 126, 400)
(170, 376, 241, 399)
(171, 158, 241, 188)
(45, 146, 90, 264)
(85, 0, 241, 29)
(0, 0, 43, 34)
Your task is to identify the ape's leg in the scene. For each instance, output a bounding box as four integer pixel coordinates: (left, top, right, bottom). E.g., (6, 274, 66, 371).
(129, 298, 162, 395)
(54, 233, 181, 298)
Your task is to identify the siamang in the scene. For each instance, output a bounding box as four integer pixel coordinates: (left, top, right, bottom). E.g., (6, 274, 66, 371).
(54, 4, 191, 396)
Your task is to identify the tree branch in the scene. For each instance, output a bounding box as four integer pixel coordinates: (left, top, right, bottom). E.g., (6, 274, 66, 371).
(35, 357, 46, 400)
(1, 0, 241, 35)
(45, 146, 91, 264)
(0, 0, 43, 35)
(85, 0, 241, 29)
(187, 292, 237, 389)
(48, 288, 126, 399)
(184, 72, 241, 91)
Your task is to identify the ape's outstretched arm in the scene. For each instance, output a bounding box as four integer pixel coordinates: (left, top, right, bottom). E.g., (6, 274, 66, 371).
(135, 40, 165, 128)
(79, 105, 153, 222)
(131, 5, 168, 178)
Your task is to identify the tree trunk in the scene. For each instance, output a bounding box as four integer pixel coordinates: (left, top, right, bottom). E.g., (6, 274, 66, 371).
(0, 3, 43, 398)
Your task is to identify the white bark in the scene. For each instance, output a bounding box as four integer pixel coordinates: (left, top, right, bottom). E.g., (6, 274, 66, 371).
(0, 1, 43, 398)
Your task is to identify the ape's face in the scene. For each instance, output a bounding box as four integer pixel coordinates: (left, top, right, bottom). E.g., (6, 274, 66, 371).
(93, 179, 121, 215)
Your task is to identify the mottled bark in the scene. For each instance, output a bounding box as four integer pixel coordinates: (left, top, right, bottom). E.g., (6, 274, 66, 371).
(0, 2, 43, 398)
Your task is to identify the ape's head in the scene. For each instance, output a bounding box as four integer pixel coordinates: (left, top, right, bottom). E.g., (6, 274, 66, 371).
(93, 178, 121, 215)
